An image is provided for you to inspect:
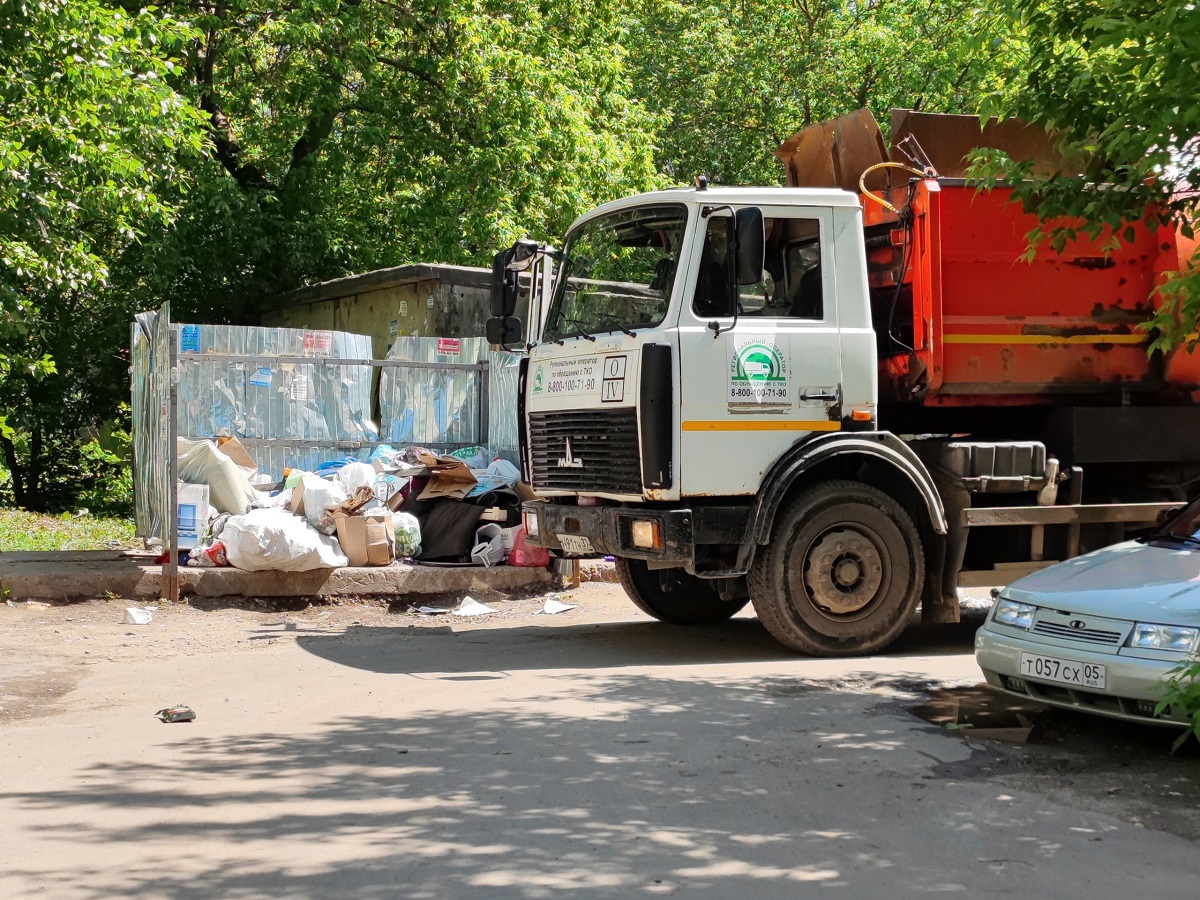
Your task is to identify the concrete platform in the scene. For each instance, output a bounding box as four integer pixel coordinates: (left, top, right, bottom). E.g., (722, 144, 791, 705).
(0, 551, 555, 601)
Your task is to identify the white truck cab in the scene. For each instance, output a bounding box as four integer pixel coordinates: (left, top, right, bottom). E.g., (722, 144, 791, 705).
(519, 185, 879, 499)
(488, 182, 947, 656)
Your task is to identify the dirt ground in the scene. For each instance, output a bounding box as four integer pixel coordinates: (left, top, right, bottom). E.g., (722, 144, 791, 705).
(3, 582, 1200, 856)
(0, 584, 628, 726)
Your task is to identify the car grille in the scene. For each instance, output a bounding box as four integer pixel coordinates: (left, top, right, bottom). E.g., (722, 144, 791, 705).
(528, 408, 642, 495)
(1031, 620, 1123, 645)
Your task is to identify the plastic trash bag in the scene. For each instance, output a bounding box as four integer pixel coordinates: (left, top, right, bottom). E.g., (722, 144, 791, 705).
(508, 525, 550, 568)
(222, 508, 348, 571)
(296, 474, 348, 535)
(471, 523, 507, 567)
(467, 458, 522, 498)
(177, 439, 259, 515)
(392, 512, 422, 558)
(335, 461, 376, 495)
(449, 445, 491, 469)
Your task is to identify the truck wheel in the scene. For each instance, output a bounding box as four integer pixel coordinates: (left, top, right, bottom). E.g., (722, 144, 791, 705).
(749, 481, 923, 656)
(615, 557, 748, 625)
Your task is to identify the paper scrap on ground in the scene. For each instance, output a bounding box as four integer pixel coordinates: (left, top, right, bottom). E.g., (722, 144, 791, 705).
(539, 597, 577, 615)
(411, 605, 451, 615)
(124, 608, 153, 625)
(453, 596, 497, 617)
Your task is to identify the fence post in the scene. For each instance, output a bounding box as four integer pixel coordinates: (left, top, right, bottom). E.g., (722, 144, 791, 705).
(479, 360, 490, 451)
(165, 318, 180, 604)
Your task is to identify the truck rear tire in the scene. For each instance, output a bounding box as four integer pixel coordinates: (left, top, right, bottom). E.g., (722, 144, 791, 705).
(616, 557, 748, 625)
(749, 480, 923, 656)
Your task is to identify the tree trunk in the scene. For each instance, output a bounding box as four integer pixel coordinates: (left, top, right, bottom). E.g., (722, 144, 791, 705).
(0, 434, 26, 509)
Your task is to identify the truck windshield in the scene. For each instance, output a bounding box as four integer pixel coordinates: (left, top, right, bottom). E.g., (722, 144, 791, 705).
(544, 204, 687, 341)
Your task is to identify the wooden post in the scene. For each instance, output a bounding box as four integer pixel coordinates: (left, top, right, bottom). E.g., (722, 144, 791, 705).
(164, 312, 180, 604)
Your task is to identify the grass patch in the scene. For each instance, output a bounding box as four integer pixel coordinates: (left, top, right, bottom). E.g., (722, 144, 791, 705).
(0, 509, 137, 552)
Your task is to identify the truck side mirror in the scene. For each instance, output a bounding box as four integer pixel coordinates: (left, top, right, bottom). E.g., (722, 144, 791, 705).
(486, 316, 524, 347)
(734, 207, 765, 286)
(490, 248, 518, 317)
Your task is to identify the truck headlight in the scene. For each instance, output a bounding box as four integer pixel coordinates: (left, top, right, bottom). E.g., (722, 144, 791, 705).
(630, 519, 662, 550)
(522, 508, 540, 540)
(993, 599, 1037, 630)
(1129, 623, 1200, 653)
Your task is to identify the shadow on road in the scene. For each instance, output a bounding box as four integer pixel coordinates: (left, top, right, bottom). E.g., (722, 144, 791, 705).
(0, 670, 1026, 899)
(286, 612, 986, 677)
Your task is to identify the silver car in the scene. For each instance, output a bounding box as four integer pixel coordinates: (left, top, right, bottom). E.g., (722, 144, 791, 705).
(975, 501, 1200, 728)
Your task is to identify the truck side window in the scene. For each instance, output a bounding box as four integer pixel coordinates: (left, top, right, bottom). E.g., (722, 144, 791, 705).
(739, 216, 823, 320)
(691, 216, 734, 318)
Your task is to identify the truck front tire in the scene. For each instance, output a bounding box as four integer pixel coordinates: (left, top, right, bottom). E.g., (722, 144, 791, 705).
(749, 480, 923, 656)
(616, 557, 748, 625)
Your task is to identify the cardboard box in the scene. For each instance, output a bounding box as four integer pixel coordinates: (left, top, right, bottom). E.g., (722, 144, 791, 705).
(177, 482, 210, 550)
(333, 509, 395, 567)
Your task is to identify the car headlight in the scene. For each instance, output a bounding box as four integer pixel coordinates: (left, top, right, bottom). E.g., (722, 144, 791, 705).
(1129, 623, 1200, 653)
(993, 598, 1037, 630)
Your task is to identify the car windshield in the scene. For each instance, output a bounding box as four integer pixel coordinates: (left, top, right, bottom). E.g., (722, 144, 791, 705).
(1146, 496, 1200, 546)
(543, 204, 687, 340)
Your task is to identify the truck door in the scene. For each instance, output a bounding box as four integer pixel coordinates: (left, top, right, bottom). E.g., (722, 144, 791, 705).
(677, 206, 842, 497)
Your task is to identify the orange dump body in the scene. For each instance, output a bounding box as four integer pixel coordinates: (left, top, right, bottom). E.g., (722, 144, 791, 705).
(778, 109, 1199, 409)
(865, 179, 1196, 407)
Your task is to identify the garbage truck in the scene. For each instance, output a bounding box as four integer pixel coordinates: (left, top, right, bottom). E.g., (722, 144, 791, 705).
(486, 109, 1200, 656)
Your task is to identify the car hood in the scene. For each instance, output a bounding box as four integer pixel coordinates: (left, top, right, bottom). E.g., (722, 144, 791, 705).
(1004, 540, 1200, 623)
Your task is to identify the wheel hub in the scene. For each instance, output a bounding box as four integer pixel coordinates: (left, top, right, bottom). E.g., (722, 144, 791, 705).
(804, 528, 884, 615)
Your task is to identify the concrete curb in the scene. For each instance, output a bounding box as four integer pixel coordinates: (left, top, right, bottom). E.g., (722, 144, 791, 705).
(0, 551, 553, 601)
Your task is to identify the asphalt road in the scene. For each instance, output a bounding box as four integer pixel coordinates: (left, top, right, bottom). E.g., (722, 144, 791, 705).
(1, 584, 1197, 898)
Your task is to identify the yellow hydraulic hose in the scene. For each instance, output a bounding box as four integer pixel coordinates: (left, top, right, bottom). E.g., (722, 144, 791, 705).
(858, 162, 932, 214)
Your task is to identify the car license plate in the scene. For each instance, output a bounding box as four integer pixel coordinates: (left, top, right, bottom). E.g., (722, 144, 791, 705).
(557, 534, 594, 554)
(1019, 652, 1106, 689)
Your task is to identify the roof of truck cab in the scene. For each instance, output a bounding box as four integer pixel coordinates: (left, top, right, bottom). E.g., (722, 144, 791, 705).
(571, 185, 863, 230)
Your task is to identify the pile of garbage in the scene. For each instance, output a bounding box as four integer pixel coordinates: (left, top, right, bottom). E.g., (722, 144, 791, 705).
(173, 437, 550, 572)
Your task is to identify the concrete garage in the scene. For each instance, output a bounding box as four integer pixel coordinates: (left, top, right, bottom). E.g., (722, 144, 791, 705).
(256, 263, 494, 356)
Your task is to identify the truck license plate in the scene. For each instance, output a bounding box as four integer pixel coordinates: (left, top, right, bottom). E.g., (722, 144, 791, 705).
(1019, 652, 1106, 689)
(557, 534, 594, 554)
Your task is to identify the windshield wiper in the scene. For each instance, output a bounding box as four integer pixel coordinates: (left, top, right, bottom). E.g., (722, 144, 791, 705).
(1161, 532, 1200, 549)
(561, 318, 597, 342)
(596, 313, 636, 337)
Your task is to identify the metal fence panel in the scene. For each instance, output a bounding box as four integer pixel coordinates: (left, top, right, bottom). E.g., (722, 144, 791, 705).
(487, 349, 521, 466)
(130, 303, 173, 542)
(133, 320, 526, 549)
(175, 325, 378, 479)
(378, 337, 488, 449)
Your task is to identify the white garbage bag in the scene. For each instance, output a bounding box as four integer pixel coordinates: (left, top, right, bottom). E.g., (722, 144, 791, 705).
(177, 439, 260, 515)
(296, 474, 348, 535)
(335, 462, 377, 495)
(222, 508, 348, 571)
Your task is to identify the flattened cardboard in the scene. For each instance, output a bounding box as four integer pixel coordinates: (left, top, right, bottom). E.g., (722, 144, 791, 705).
(416, 452, 478, 501)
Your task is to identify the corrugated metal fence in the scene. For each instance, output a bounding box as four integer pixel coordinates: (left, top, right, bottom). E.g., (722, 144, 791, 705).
(132, 317, 520, 547)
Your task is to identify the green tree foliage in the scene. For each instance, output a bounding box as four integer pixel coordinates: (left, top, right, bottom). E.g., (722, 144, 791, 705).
(625, 0, 1014, 186)
(131, 0, 664, 325)
(0, 0, 205, 509)
(1, 0, 1020, 512)
(970, 0, 1200, 350)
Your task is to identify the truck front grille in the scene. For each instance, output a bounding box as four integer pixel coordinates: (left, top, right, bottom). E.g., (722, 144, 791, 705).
(528, 409, 642, 495)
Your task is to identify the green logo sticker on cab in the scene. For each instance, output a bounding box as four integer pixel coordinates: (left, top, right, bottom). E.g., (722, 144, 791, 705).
(729, 339, 791, 406)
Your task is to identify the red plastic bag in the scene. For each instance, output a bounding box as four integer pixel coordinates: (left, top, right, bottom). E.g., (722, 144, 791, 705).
(508, 526, 550, 568)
